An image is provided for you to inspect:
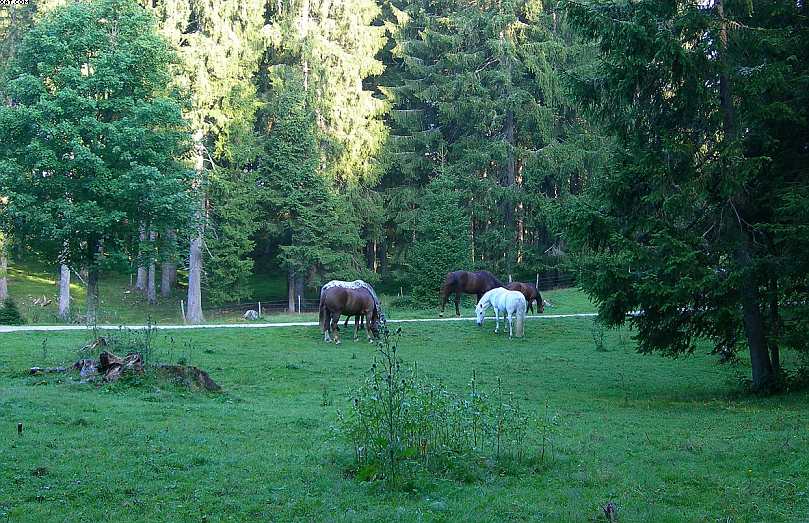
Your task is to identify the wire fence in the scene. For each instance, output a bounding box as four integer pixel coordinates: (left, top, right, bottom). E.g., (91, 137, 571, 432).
(200, 272, 577, 320)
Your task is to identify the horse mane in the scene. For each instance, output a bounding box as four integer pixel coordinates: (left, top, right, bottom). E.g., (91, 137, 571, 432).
(480, 270, 504, 287)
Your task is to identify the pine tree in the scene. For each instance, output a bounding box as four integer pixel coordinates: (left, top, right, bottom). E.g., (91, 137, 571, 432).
(381, 0, 603, 283)
(259, 0, 388, 296)
(146, 0, 267, 314)
(563, 0, 809, 392)
(257, 68, 368, 307)
(408, 173, 471, 302)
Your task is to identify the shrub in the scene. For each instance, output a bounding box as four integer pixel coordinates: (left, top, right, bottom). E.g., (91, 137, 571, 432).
(0, 298, 26, 325)
(338, 327, 531, 488)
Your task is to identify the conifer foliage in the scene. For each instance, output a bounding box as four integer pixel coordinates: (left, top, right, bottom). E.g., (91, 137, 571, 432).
(563, 0, 809, 392)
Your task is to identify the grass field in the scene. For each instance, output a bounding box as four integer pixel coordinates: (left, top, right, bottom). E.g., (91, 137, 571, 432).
(1, 318, 807, 522)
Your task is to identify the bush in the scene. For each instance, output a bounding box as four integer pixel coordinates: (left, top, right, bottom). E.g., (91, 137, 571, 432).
(0, 298, 26, 325)
(338, 327, 531, 488)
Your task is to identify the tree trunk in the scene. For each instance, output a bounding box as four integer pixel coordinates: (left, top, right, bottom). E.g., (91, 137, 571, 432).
(365, 240, 375, 270)
(147, 231, 157, 305)
(0, 250, 7, 302)
(378, 235, 388, 273)
(767, 276, 782, 376)
(135, 226, 146, 291)
(503, 108, 516, 273)
(58, 264, 71, 320)
(295, 273, 305, 311)
(186, 234, 204, 323)
(736, 241, 773, 391)
(161, 229, 177, 298)
(86, 240, 100, 325)
(288, 267, 296, 313)
(186, 136, 205, 324)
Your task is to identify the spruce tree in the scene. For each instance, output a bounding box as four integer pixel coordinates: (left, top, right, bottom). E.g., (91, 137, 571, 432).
(563, 0, 809, 392)
(408, 173, 471, 303)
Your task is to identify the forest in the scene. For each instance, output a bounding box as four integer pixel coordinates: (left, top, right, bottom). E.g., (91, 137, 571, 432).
(0, 0, 808, 392)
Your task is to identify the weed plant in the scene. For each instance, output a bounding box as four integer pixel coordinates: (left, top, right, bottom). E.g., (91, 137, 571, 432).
(339, 327, 535, 488)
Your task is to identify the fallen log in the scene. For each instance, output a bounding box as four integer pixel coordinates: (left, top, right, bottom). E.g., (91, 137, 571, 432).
(29, 367, 67, 375)
(98, 351, 144, 382)
(73, 358, 98, 378)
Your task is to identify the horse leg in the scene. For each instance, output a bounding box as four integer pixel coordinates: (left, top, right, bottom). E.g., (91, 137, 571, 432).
(439, 287, 448, 317)
(528, 301, 534, 314)
(354, 316, 360, 341)
(494, 308, 500, 333)
(344, 315, 350, 328)
(324, 309, 333, 343)
(332, 314, 341, 345)
(365, 310, 374, 343)
(454, 290, 462, 317)
(508, 310, 514, 338)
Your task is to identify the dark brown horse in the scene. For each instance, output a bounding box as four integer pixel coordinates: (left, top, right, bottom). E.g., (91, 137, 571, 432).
(439, 270, 504, 317)
(506, 282, 544, 314)
(320, 286, 381, 344)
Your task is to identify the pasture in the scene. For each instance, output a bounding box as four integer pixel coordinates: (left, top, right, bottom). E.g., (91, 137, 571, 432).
(1, 319, 807, 522)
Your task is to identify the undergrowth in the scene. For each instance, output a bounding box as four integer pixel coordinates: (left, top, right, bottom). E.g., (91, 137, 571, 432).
(339, 326, 539, 489)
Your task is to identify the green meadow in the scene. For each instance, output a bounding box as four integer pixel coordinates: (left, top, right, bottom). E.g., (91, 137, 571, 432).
(1, 319, 807, 522)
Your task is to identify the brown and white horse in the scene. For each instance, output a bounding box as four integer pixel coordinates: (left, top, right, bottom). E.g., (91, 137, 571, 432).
(319, 286, 381, 344)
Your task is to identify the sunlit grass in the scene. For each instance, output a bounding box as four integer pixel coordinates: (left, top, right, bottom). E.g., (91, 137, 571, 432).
(0, 320, 806, 521)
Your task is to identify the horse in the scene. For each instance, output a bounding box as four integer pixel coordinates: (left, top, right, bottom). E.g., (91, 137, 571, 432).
(505, 282, 544, 314)
(319, 286, 381, 344)
(320, 279, 385, 329)
(475, 287, 527, 338)
(439, 270, 504, 317)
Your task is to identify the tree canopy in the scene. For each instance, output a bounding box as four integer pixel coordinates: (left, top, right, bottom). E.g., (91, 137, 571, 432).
(0, 0, 193, 320)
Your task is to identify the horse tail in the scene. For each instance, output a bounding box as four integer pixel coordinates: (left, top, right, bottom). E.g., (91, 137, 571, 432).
(515, 296, 526, 337)
(319, 295, 327, 332)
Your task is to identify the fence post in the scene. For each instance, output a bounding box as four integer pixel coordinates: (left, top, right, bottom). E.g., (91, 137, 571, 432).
(258, 301, 262, 318)
(180, 299, 186, 323)
(536, 273, 539, 289)
(297, 295, 301, 314)
(508, 274, 513, 283)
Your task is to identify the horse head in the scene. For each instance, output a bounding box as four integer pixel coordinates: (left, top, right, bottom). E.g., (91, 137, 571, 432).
(370, 303, 385, 337)
(475, 297, 487, 326)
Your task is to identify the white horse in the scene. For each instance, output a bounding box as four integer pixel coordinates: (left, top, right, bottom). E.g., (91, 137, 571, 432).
(475, 287, 527, 338)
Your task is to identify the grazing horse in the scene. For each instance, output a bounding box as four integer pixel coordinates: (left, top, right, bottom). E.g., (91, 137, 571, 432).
(319, 286, 381, 344)
(321, 280, 385, 328)
(505, 282, 544, 314)
(439, 270, 504, 317)
(475, 288, 527, 338)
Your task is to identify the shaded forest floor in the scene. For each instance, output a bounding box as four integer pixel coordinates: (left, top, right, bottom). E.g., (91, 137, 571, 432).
(4, 260, 591, 325)
(1, 320, 807, 521)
